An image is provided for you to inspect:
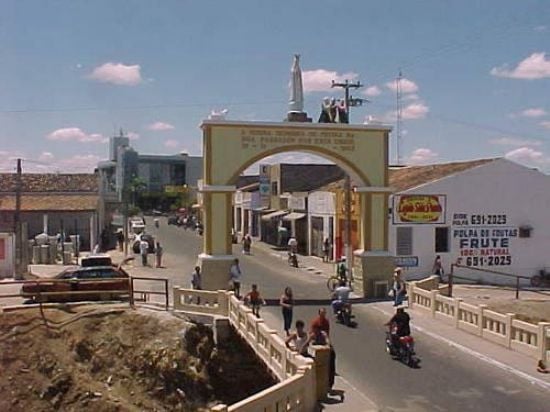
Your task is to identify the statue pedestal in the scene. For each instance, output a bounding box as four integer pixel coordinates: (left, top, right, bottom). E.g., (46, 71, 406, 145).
(198, 253, 235, 291)
(353, 251, 394, 298)
(286, 112, 312, 122)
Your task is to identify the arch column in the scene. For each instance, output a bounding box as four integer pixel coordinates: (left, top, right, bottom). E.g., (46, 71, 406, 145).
(353, 186, 394, 298)
(198, 184, 236, 291)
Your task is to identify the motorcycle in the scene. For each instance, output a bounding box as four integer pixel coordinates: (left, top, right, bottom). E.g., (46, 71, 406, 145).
(335, 302, 354, 326)
(385, 324, 419, 367)
(288, 252, 298, 268)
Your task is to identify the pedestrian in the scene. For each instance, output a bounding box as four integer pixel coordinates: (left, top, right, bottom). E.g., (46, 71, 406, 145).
(139, 238, 149, 267)
(432, 255, 444, 282)
(155, 241, 163, 268)
(280, 286, 294, 335)
(288, 236, 298, 254)
(310, 308, 336, 390)
(244, 284, 266, 318)
(242, 233, 252, 255)
(116, 230, 124, 252)
(229, 258, 242, 298)
(191, 266, 202, 290)
(391, 267, 406, 306)
(285, 320, 310, 356)
(336, 256, 347, 283)
(322, 237, 330, 262)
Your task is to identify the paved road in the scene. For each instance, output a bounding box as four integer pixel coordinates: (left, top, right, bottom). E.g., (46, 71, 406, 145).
(4, 218, 549, 411)
(147, 218, 550, 412)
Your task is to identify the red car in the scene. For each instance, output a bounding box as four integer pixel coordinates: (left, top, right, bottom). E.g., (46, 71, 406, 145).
(21, 265, 130, 303)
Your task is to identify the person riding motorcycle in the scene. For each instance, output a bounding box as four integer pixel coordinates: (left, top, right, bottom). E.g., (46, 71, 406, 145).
(385, 307, 411, 349)
(336, 256, 348, 284)
(331, 280, 352, 317)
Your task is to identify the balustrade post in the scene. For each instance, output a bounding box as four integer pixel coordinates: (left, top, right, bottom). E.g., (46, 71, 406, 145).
(537, 322, 550, 362)
(217, 290, 228, 316)
(173, 285, 182, 310)
(453, 298, 462, 328)
(430, 290, 438, 317)
(311, 345, 331, 400)
(408, 282, 416, 309)
(505, 313, 515, 348)
(478, 304, 488, 337)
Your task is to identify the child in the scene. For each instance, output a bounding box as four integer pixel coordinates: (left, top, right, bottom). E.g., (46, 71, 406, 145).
(244, 284, 266, 318)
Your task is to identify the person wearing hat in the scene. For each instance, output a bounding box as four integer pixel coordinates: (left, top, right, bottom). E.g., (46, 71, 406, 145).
(392, 267, 406, 306)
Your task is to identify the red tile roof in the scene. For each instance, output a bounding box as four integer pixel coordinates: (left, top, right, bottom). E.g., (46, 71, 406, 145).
(0, 173, 98, 193)
(0, 194, 98, 211)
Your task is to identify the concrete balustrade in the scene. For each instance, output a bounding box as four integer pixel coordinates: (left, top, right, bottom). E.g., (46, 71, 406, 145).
(172, 287, 319, 411)
(408, 278, 550, 362)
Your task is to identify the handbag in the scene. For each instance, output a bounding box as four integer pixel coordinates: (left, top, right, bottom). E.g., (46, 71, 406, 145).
(388, 289, 395, 298)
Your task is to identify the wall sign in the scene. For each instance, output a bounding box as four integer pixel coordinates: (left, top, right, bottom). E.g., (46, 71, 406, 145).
(394, 256, 419, 267)
(452, 213, 517, 267)
(392, 195, 446, 224)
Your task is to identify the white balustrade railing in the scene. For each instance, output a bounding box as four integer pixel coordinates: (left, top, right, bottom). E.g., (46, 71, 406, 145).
(407, 280, 550, 362)
(172, 287, 317, 412)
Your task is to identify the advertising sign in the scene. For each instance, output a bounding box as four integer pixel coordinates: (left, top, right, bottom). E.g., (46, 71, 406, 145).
(394, 256, 419, 267)
(452, 212, 516, 268)
(393, 194, 446, 224)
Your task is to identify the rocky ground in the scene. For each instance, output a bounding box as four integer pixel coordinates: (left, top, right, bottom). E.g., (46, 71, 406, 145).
(0, 305, 276, 411)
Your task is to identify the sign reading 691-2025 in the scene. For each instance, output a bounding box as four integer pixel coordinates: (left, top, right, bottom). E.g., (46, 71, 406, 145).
(470, 214, 507, 225)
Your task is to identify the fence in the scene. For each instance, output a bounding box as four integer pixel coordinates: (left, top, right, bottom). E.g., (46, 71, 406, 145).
(408, 277, 550, 362)
(173, 286, 319, 412)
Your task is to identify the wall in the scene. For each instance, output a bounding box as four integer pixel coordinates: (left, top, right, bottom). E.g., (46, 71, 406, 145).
(389, 159, 550, 282)
(0, 233, 14, 278)
(308, 191, 335, 257)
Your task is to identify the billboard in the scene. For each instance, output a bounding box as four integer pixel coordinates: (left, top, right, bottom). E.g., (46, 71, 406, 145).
(392, 194, 446, 224)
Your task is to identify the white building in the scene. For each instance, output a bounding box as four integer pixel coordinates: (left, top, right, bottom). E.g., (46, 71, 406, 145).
(389, 158, 550, 284)
(307, 191, 336, 259)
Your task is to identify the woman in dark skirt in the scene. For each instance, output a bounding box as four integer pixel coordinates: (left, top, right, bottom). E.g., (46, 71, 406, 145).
(280, 286, 294, 336)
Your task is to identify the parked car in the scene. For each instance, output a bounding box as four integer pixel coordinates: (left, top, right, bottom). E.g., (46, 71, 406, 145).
(20, 264, 130, 303)
(132, 233, 155, 254)
(167, 215, 179, 225)
(81, 254, 112, 267)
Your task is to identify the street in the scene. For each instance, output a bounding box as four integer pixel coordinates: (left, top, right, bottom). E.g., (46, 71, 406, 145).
(145, 218, 550, 412)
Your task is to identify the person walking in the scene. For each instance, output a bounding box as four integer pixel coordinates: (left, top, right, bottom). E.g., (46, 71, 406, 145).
(244, 284, 266, 318)
(191, 266, 202, 290)
(139, 238, 149, 267)
(280, 287, 294, 335)
(116, 230, 124, 252)
(322, 237, 330, 263)
(229, 258, 242, 298)
(242, 234, 252, 255)
(391, 267, 406, 306)
(432, 255, 444, 282)
(155, 241, 163, 268)
(288, 236, 298, 254)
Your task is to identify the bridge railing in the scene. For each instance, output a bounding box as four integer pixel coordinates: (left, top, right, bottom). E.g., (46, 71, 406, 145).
(172, 286, 318, 412)
(408, 279, 550, 362)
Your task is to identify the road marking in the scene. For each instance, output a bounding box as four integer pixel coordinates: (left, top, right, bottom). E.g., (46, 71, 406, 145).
(370, 305, 550, 391)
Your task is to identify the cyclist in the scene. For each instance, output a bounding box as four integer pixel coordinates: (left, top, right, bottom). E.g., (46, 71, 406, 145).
(336, 256, 348, 283)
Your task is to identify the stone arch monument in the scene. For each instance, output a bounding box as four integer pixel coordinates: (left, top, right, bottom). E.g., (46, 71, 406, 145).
(198, 119, 393, 297)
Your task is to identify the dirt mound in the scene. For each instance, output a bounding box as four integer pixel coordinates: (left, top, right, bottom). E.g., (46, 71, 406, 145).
(0, 305, 276, 411)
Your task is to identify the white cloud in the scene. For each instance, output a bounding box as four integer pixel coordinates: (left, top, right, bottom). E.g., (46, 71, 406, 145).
(540, 120, 550, 129)
(518, 107, 547, 118)
(302, 69, 358, 92)
(504, 147, 550, 166)
(46, 127, 107, 143)
(534, 25, 547, 32)
(386, 78, 419, 93)
(402, 102, 429, 120)
(127, 131, 140, 140)
(88, 62, 142, 86)
(490, 52, 550, 80)
(164, 139, 179, 148)
(403, 93, 420, 101)
(363, 86, 381, 97)
(489, 136, 542, 147)
(148, 121, 175, 131)
(39, 152, 55, 161)
(407, 148, 439, 165)
(58, 154, 102, 172)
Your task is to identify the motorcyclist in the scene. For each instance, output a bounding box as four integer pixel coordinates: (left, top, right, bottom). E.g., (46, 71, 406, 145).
(331, 280, 352, 317)
(336, 256, 348, 284)
(385, 307, 411, 349)
(154, 218, 160, 228)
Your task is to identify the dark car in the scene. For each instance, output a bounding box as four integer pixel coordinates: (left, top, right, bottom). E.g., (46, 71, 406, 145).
(21, 265, 130, 303)
(167, 215, 179, 225)
(132, 234, 155, 254)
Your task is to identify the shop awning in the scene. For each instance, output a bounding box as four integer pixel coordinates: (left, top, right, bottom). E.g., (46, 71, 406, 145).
(253, 207, 275, 212)
(261, 210, 289, 221)
(283, 212, 306, 221)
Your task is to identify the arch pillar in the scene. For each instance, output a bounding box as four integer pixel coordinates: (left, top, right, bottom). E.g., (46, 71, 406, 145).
(198, 184, 236, 291)
(353, 186, 394, 297)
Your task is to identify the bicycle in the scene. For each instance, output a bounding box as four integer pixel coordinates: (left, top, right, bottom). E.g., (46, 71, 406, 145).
(327, 273, 352, 292)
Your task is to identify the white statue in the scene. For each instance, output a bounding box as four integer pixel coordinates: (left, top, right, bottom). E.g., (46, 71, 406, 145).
(288, 54, 304, 113)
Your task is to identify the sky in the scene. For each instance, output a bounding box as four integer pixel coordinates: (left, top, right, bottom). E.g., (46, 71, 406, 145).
(0, 0, 549, 174)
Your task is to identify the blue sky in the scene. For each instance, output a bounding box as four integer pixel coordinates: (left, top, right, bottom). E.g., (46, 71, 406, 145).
(0, 0, 549, 173)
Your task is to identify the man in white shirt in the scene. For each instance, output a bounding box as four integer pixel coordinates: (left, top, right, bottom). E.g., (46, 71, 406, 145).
(139, 239, 149, 266)
(229, 258, 242, 298)
(331, 280, 352, 315)
(288, 236, 298, 254)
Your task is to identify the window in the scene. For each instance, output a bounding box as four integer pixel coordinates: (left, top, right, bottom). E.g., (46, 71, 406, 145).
(396, 227, 413, 256)
(435, 227, 450, 253)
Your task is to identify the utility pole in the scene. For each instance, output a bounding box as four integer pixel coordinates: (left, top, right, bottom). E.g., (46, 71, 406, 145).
(331, 80, 365, 283)
(14, 158, 22, 279)
(396, 70, 403, 165)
